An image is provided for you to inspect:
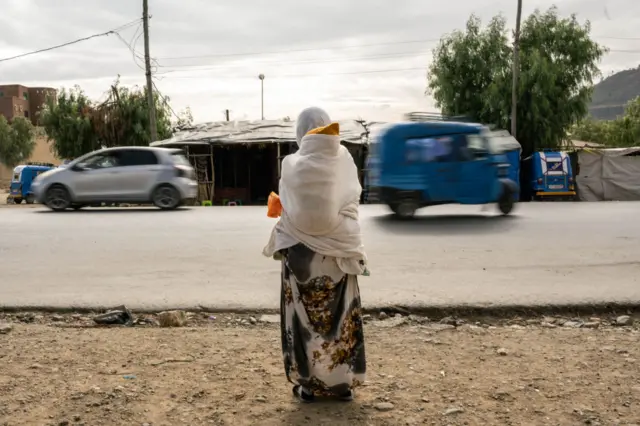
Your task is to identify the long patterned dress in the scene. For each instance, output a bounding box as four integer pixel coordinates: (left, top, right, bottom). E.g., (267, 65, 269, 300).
(280, 243, 366, 396)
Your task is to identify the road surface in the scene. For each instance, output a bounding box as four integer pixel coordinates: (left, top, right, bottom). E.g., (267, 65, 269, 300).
(1, 203, 639, 310)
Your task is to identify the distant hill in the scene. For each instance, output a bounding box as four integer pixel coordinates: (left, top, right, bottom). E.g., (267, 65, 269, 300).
(588, 66, 640, 120)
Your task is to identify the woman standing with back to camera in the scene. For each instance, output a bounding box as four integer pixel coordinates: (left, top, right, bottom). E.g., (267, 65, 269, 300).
(263, 107, 368, 403)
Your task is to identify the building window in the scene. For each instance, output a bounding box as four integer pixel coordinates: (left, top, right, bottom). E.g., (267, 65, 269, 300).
(24, 111, 29, 118)
(23, 92, 28, 100)
(0, 91, 3, 97)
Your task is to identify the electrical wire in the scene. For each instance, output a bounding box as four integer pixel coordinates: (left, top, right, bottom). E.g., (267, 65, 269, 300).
(157, 38, 441, 61)
(0, 18, 141, 63)
(157, 51, 429, 75)
(162, 66, 425, 80)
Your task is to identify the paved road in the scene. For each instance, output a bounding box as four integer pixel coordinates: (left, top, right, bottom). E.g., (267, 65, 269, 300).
(1, 203, 639, 311)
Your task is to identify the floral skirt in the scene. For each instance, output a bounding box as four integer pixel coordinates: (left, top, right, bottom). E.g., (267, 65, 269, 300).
(280, 243, 366, 396)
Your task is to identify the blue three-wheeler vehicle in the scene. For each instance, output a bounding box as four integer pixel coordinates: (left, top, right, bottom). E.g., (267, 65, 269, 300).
(366, 121, 519, 218)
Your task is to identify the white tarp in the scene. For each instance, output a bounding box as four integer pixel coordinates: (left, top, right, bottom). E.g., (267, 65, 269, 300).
(577, 148, 640, 201)
(151, 119, 367, 147)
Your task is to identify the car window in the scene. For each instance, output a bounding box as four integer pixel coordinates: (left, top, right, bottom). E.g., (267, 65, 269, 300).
(78, 153, 120, 170)
(119, 150, 159, 166)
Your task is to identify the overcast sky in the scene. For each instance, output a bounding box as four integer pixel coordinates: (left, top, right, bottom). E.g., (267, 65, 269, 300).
(1, 0, 639, 123)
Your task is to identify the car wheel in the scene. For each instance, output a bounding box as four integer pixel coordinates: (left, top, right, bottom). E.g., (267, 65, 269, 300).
(498, 188, 515, 215)
(45, 184, 72, 212)
(25, 194, 35, 204)
(152, 185, 180, 210)
(390, 200, 418, 219)
(72, 204, 86, 211)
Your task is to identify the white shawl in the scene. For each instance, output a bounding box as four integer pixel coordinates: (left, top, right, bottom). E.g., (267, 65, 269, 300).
(262, 133, 367, 275)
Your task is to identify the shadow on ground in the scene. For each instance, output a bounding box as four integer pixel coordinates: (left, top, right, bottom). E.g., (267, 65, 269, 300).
(372, 213, 520, 235)
(33, 207, 192, 214)
(284, 400, 370, 425)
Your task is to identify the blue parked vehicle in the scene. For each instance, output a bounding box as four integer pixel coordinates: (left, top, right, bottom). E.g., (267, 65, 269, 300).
(367, 121, 519, 218)
(8, 162, 56, 204)
(530, 151, 576, 200)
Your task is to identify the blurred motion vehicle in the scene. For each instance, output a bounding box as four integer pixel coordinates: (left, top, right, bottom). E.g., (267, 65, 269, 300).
(367, 121, 518, 218)
(7, 162, 56, 204)
(31, 147, 198, 211)
(529, 151, 576, 200)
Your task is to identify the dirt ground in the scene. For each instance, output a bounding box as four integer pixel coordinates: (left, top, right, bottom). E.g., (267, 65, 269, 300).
(1, 312, 639, 426)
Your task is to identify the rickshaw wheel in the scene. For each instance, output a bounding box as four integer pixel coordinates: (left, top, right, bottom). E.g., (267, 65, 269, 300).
(498, 192, 515, 215)
(390, 201, 418, 219)
(25, 194, 35, 204)
(13, 198, 22, 204)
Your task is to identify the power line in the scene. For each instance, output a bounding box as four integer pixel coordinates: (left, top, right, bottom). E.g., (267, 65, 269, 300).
(157, 38, 441, 61)
(157, 51, 429, 75)
(162, 66, 425, 80)
(0, 19, 141, 64)
(157, 33, 640, 62)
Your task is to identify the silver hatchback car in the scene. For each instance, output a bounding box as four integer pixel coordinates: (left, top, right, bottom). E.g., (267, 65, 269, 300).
(32, 146, 198, 211)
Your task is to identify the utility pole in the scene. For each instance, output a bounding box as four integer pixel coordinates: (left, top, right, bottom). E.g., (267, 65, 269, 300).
(143, 0, 158, 142)
(258, 74, 265, 120)
(224, 109, 230, 121)
(510, 0, 523, 138)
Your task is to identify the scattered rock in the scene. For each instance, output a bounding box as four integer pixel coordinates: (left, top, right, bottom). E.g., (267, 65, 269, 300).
(51, 315, 64, 322)
(258, 314, 280, 324)
(362, 314, 373, 322)
(408, 315, 430, 324)
(373, 316, 407, 328)
(615, 315, 633, 326)
(0, 323, 13, 334)
(374, 402, 395, 411)
(562, 321, 582, 328)
(378, 311, 389, 320)
(248, 316, 257, 325)
(443, 406, 465, 415)
(439, 316, 458, 326)
(157, 311, 187, 327)
(29, 363, 43, 369)
(425, 324, 456, 332)
(496, 348, 508, 356)
(541, 322, 557, 329)
(255, 395, 267, 403)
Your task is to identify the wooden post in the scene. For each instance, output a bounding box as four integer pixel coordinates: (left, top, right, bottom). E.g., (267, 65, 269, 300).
(142, 0, 158, 142)
(510, 0, 523, 138)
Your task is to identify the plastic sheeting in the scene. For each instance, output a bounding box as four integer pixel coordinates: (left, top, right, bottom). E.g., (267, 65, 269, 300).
(151, 119, 367, 147)
(577, 149, 640, 201)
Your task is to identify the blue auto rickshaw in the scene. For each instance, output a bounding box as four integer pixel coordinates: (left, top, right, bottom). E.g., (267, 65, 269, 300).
(8, 162, 55, 204)
(529, 151, 576, 200)
(367, 121, 519, 218)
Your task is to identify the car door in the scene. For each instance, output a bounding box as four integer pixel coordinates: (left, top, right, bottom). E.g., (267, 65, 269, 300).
(456, 133, 494, 204)
(70, 152, 123, 200)
(115, 149, 161, 200)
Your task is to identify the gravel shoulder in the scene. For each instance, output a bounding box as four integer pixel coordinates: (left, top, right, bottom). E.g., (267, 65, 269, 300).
(1, 312, 639, 426)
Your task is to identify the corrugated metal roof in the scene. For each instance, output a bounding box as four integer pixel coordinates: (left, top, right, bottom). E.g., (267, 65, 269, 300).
(151, 119, 368, 147)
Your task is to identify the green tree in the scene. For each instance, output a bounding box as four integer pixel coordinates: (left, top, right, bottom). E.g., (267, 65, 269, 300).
(40, 78, 191, 159)
(38, 86, 98, 160)
(0, 116, 37, 168)
(427, 7, 606, 156)
(93, 78, 174, 147)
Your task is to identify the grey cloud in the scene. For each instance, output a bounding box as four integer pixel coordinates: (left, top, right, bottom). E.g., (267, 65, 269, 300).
(1, 0, 638, 121)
